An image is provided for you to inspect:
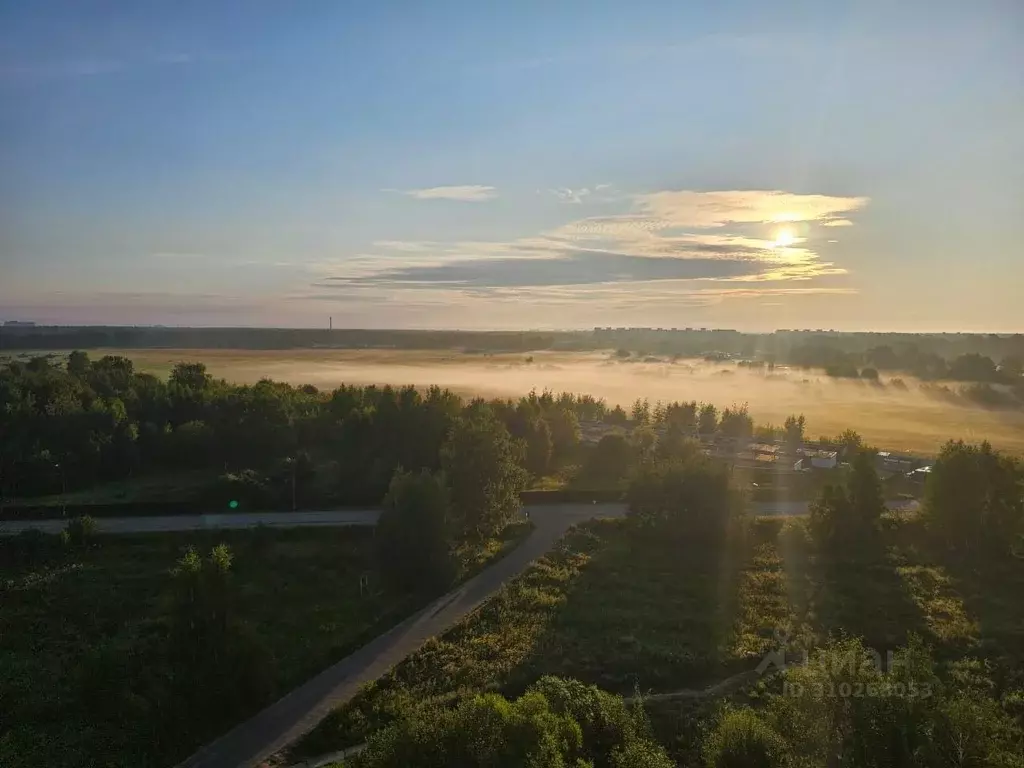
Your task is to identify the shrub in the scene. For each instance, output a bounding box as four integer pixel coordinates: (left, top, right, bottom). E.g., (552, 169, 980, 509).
(703, 708, 788, 768)
(65, 515, 98, 548)
(351, 678, 671, 768)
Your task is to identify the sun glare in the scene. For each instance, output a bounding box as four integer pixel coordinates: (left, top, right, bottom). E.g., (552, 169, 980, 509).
(772, 227, 797, 248)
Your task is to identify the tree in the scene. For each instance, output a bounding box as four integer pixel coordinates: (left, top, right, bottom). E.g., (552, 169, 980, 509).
(629, 425, 658, 465)
(834, 429, 863, 460)
(376, 469, 456, 592)
(442, 415, 528, 538)
(947, 353, 1000, 383)
(719, 404, 754, 440)
(630, 398, 650, 425)
(999, 354, 1023, 379)
(170, 361, 212, 391)
(923, 441, 1024, 555)
(523, 418, 553, 477)
(582, 433, 635, 483)
(783, 414, 806, 453)
(698, 403, 718, 435)
(625, 453, 735, 542)
(66, 350, 91, 377)
(809, 450, 883, 551)
(546, 407, 581, 460)
(604, 405, 628, 426)
(166, 545, 274, 741)
(351, 677, 671, 768)
(860, 366, 880, 382)
(664, 401, 698, 432)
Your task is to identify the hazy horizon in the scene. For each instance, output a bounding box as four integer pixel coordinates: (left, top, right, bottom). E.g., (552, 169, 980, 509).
(2, 1, 1021, 332)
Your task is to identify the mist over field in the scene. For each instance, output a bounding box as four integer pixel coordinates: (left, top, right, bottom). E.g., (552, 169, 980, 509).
(107, 348, 1024, 456)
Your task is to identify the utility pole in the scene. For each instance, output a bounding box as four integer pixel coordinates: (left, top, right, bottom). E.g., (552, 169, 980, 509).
(291, 459, 297, 512)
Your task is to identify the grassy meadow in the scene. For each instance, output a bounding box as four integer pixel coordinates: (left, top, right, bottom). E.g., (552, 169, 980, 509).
(0, 522, 530, 768)
(25, 347, 1024, 456)
(294, 514, 1024, 766)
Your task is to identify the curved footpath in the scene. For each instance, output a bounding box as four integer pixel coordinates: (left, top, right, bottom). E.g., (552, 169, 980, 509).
(176, 503, 625, 768)
(0, 499, 920, 536)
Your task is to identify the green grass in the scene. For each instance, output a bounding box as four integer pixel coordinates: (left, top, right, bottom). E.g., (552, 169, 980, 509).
(294, 518, 782, 760)
(294, 515, 1024, 765)
(0, 522, 531, 768)
(16, 469, 217, 507)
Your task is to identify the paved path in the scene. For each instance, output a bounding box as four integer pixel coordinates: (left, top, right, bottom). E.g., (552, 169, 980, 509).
(0, 499, 920, 536)
(177, 503, 626, 768)
(0, 509, 381, 535)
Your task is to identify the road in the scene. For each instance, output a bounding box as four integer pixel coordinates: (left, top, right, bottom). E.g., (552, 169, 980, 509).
(177, 503, 626, 768)
(0, 499, 920, 536)
(0, 509, 380, 536)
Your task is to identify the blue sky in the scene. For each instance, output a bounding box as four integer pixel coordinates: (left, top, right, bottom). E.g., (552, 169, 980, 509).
(1, 0, 1021, 330)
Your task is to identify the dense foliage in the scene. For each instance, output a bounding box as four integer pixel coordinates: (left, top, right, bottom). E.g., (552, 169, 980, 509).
(703, 637, 1024, 767)
(923, 440, 1024, 555)
(0, 353, 599, 504)
(349, 677, 671, 768)
(376, 469, 456, 592)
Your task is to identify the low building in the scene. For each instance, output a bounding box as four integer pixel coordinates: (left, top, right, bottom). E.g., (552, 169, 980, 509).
(797, 449, 839, 470)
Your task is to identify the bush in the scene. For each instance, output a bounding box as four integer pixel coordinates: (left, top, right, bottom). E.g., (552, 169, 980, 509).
(703, 708, 788, 768)
(350, 677, 671, 768)
(65, 515, 98, 548)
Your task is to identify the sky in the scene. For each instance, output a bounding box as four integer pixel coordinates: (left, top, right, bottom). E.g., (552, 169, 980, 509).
(1, 0, 1022, 332)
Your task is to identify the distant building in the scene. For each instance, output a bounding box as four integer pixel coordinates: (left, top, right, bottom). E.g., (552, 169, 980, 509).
(876, 451, 917, 474)
(797, 449, 839, 470)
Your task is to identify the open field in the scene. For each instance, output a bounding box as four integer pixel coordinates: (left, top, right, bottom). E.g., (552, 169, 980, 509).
(294, 516, 1024, 765)
(0, 523, 529, 768)
(35, 346, 1024, 456)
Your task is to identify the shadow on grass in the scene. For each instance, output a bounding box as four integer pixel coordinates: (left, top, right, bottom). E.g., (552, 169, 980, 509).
(500, 518, 749, 699)
(789, 521, 932, 655)
(928, 544, 1024, 693)
(294, 522, 602, 758)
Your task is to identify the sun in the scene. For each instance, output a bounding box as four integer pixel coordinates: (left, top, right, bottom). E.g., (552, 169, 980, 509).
(772, 226, 797, 248)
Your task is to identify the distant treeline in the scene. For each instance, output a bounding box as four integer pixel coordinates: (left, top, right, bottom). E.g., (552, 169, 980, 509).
(2, 325, 1022, 368)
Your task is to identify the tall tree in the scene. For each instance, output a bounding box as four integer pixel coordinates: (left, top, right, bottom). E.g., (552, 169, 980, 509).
(376, 469, 455, 592)
(442, 415, 528, 538)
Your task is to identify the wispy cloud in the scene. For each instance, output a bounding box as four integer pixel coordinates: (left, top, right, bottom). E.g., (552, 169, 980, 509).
(393, 185, 498, 202)
(317, 187, 867, 310)
(637, 190, 868, 229)
(544, 183, 617, 204)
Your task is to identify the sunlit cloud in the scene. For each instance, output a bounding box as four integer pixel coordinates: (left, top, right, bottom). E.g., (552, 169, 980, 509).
(393, 185, 498, 202)
(318, 187, 868, 314)
(637, 190, 868, 229)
